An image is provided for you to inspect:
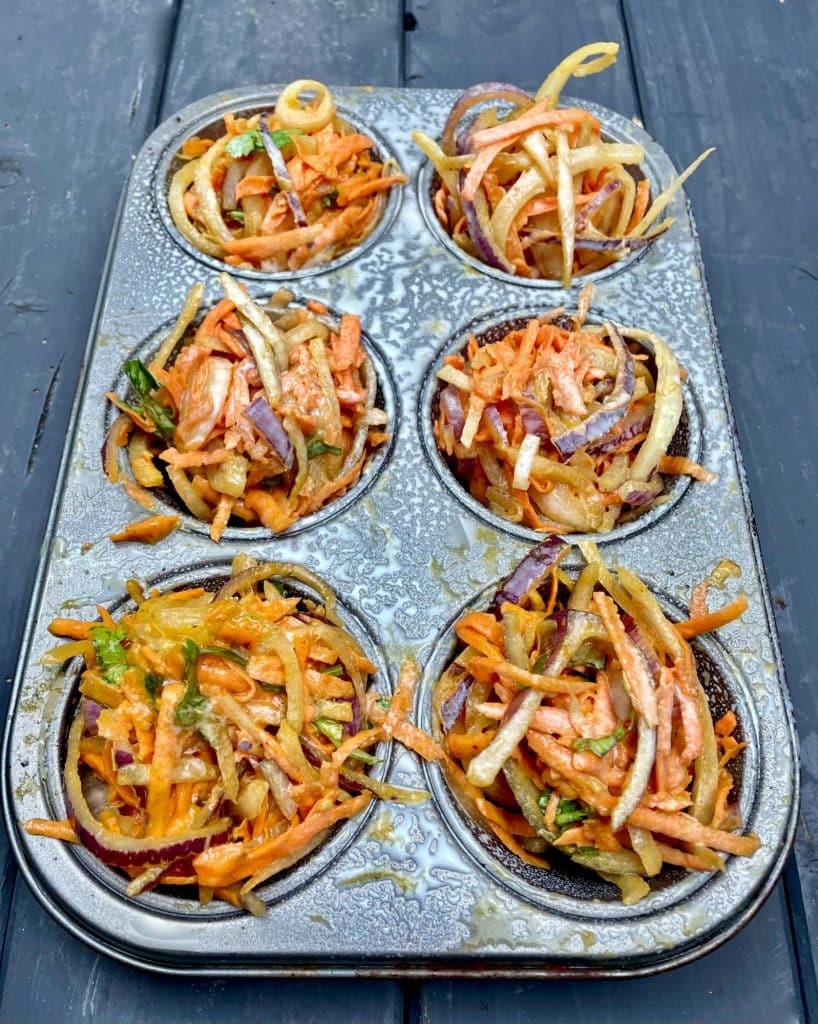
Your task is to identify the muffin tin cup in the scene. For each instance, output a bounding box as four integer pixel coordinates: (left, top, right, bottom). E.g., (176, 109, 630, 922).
(43, 560, 392, 920)
(155, 94, 404, 282)
(419, 304, 704, 545)
(105, 295, 400, 542)
(417, 578, 761, 922)
(415, 103, 659, 290)
(1, 86, 798, 977)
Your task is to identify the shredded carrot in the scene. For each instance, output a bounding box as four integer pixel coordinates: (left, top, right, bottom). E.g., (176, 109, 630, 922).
(110, 514, 179, 545)
(675, 597, 748, 639)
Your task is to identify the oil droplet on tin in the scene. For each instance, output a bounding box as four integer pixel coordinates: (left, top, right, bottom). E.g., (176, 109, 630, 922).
(368, 810, 398, 845)
(61, 574, 126, 609)
(309, 914, 333, 929)
(580, 929, 597, 948)
(51, 536, 69, 559)
(340, 868, 417, 893)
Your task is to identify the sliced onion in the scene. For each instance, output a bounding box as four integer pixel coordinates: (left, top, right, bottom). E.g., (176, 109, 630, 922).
(535, 222, 671, 253)
(624, 619, 661, 679)
(488, 536, 567, 614)
(442, 82, 533, 155)
(262, 115, 307, 227)
(343, 695, 361, 736)
(274, 80, 334, 133)
(461, 173, 513, 272)
(552, 322, 634, 458)
(627, 332, 683, 481)
(245, 397, 294, 469)
(83, 700, 102, 730)
(114, 747, 134, 768)
(520, 405, 549, 440)
(611, 716, 657, 831)
(483, 405, 507, 446)
(259, 758, 297, 820)
(221, 161, 245, 211)
(441, 675, 472, 732)
(575, 179, 620, 232)
(587, 403, 653, 456)
(466, 608, 604, 788)
(65, 713, 230, 867)
(440, 385, 466, 440)
(512, 433, 540, 490)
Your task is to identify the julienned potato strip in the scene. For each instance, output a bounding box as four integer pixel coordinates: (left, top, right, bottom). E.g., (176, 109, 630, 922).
(433, 538, 758, 905)
(168, 79, 407, 272)
(434, 283, 715, 535)
(26, 558, 442, 914)
(102, 275, 390, 541)
(413, 42, 713, 284)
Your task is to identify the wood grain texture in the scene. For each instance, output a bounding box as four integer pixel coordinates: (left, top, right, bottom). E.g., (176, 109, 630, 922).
(0, 883, 403, 1023)
(403, 0, 639, 114)
(0, 0, 177, 971)
(416, 884, 803, 1023)
(623, 0, 818, 1011)
(160, 0, 403, 118)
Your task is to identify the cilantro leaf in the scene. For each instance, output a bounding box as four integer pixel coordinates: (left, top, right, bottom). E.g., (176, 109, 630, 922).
(104, 663, 130, 686)
(198, 645, 248, 666)
(322, 189, 339, 208)
(226, 209, 245, 224)
(144, 672, 164, 706)
(537, 787, 553, 810)
(123, 358, 160, 400)
(175, 639, 208, 727)
(90, 626, 128, 670)
(572, 720, 632, 758)
(376, 696, 390, 710)
(554, 798, 591, 828)
(123, 358, 175, 440)
(305, 434, 343, 460)
(321, 664, 344, 677)
(225, 129, 264, 158)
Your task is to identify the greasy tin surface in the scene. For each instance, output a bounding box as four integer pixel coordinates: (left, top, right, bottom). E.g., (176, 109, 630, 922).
(1, 87, 798, 976)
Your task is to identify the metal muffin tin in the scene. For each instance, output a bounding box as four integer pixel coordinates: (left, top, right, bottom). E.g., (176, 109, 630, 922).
(1, 86, 799, 977)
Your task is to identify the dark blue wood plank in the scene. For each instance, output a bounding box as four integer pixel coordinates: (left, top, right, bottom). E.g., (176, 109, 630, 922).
(0, 2, 407, 1019)
(623, 0, 818, 1014)
(404, 0, 639, 114)
(160, 0, 403, 119)
(418, 883, 803, 1023)
(0, 883, 403, 1023)
(0, 0, 177, 964)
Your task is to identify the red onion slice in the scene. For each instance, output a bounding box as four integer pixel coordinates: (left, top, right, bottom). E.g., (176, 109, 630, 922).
(520, 406, 549, 441)
(83, 700, 102, 730)
(483, 405, 508, 445)
(114, 747, 135, 768)
(440, 385, 465, 440)
(488, 536, 567, 615)
(534, 223, 670, 253)
(442, 83, 533, 155)
(64, 713, 230, 868)
(221, 161, 245, 211)
(551, 322, 635, 458)
(460, 173, 513, 272)
(245, 396, 294, 470)
(262, 116, 308, 227)
(575, 179, 621, 232)
(441, 675, 473, 732)
(587, 403, 653, 456)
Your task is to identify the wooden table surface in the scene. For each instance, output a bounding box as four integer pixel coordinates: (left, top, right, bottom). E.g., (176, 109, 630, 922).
(1, 1, 815, 1019)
